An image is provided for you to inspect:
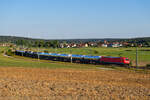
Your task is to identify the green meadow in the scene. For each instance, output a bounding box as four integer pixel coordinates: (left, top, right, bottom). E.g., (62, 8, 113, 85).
(29, 47, 150, 66)
(0, 47, 104, 69)
(1, 46, 150, 67)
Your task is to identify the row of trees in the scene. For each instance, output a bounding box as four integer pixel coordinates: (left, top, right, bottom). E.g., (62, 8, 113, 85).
(1, 36, 150, 48)
(15, 39, 150, 48)
(15, 40, 59, 48)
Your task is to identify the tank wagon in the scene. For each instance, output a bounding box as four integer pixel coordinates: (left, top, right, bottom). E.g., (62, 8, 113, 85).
(15, 50, 130, 66)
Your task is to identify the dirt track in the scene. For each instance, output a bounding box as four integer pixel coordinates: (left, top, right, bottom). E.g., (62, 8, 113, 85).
(0, 67, 150, 100)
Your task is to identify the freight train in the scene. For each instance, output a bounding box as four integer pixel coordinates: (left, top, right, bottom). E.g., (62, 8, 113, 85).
(15, 50, 130, 66)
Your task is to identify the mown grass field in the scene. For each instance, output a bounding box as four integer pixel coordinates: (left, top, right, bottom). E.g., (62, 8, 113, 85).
(1, 46, 150, 68)
(28, 47, 150, 66)
(0, 47, 108, 69)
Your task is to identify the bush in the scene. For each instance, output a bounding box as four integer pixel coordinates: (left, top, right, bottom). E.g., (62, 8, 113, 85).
(1, 50, 4, 53)
(94, 50, 99, 54)
(129, 60, 133, 66)
(6, 49, 14, 56)
(146, 64, 150, 69)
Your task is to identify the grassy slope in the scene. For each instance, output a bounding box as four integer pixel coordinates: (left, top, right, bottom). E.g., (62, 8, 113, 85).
(0, 46, 150, 73)
(30, 47, 150, 66)
(1, 46, 150, 67)
(0, 47, 105, 69)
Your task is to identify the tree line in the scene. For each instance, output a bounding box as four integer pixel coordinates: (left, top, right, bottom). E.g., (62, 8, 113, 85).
(1, 36, 150, 48)
(15, 40, 59, 48)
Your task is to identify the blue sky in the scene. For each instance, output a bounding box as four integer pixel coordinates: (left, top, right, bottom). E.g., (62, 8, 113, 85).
(0, 0, 150, 39)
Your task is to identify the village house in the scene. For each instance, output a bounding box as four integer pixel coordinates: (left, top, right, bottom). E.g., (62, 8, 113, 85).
(101, 44, 108, 47)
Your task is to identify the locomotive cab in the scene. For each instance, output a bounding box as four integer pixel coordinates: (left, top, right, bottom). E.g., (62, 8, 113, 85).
(100, 56, 130, 65)
(123, 58, 130, 65)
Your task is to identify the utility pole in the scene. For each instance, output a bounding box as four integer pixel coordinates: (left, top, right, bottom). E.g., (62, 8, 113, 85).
(70, 48, 72, 63)
(22, 45, 24, 56)
(136, 47, 138, 68)
(27, 33, 30, 49)
(38, 47, 40, 61)
(71, 54, 72, 63)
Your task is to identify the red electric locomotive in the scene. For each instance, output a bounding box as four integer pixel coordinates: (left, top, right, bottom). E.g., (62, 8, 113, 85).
(100, 56, 130, 66)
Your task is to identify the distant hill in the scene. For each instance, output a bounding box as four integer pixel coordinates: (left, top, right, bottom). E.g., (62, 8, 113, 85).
(0, 36, 41, 43)
(0, 36, 150, 43)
